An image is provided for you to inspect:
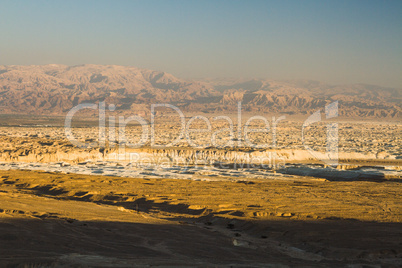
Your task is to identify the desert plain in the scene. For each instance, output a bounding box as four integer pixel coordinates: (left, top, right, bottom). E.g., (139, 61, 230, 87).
(0, 64, 401, 267)
(0, 114, 401, 267)
(1, 0, 402, 265)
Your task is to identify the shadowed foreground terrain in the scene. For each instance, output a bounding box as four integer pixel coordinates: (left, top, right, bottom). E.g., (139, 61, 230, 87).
(0, 170, 401, 267)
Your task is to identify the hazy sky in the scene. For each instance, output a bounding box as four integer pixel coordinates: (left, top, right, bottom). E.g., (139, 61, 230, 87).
(1, 0, 401, 87)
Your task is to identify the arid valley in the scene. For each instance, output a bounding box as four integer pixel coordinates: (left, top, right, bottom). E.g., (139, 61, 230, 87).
(0, 110, 401, 267)
(1, 1, 402, 264)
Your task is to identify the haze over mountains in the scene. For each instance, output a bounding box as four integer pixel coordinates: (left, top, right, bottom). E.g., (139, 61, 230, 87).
(0, 64, 400, 118)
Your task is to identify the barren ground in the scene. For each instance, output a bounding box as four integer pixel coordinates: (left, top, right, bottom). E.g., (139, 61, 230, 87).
(0, 119, 401, 267)
(0, 169, 401, 267)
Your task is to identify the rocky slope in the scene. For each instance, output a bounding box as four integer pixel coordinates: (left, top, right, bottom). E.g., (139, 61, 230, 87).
(1, 169, 401, 267)
(0, 64, 400, 118)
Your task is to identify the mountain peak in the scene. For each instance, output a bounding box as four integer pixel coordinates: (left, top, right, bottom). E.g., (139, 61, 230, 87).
(0, 64, 399, 118)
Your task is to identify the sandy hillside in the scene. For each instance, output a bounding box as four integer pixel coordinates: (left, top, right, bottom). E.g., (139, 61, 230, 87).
(0, 169, 401, 267)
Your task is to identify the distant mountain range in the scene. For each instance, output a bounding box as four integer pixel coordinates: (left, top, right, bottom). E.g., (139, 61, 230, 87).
(0, 64, 400, 118)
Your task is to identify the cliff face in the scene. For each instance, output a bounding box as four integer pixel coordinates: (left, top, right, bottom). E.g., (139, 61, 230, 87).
(0, 135, 391, 166)
(0, 64, 400, 118)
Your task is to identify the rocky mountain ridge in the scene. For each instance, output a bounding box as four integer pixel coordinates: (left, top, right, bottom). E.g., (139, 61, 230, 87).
(0, 64, 400, 118)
